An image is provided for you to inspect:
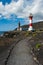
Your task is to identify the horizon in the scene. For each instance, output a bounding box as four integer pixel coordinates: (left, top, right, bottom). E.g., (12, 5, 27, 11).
(0, 21, 43, 32)
(0, 0, 43, 31)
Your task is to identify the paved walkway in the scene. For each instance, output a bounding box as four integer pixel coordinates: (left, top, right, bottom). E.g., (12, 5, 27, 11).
(7, 37, 38, 65)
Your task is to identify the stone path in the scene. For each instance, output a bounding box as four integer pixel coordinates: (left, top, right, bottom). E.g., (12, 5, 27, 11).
(7, 37, 38, 65)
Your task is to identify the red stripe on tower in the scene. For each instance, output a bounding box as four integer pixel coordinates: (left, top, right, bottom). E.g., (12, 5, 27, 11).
(29, 23, 32, 26)
(29, 16, 33, 20)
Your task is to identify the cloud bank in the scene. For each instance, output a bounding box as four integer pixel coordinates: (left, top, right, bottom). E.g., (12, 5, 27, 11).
(0, 0, 43, 21)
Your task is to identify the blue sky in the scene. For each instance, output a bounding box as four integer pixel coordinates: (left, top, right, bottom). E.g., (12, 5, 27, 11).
(0, 0, 43, 31)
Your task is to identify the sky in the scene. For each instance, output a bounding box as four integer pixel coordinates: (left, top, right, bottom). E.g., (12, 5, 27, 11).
(0, 0, 43, 31)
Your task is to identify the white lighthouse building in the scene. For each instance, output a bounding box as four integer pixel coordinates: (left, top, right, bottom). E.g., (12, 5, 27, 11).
(28, 13, 33, 31)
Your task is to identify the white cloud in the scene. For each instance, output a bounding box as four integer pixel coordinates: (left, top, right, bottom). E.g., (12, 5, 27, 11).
(31, 0, 42, 14)
(17, 0, 43, 20)
(0, 0, 43, 21)
(0, 0, 24, 18)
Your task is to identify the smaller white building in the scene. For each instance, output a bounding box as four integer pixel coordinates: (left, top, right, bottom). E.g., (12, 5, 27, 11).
(17, 27, 22, 31)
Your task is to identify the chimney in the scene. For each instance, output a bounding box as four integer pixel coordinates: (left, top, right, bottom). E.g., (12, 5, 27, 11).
(17, 22, 22, 31)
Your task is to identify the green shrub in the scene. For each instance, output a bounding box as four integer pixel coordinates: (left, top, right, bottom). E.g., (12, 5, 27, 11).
(36, 43, 41, 49)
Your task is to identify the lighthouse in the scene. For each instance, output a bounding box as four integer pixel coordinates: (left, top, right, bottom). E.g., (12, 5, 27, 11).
(28, 13, 33, 31)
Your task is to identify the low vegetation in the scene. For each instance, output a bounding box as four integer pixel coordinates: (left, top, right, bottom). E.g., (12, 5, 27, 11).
(28, 31, 43, 65)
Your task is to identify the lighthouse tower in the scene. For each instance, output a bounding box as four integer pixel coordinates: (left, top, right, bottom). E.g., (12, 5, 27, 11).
(28, 13, 33, 31)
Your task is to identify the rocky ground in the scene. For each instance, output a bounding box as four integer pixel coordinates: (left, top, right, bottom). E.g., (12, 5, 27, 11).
(0, 31, 43, 65)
